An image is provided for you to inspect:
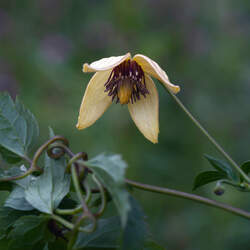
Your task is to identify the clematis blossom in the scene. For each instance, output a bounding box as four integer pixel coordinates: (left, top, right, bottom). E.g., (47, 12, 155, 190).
(76, 53, 180, 143)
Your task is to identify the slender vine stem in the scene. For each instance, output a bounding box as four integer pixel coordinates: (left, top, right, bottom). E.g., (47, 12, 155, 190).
(55, 205, 83, 215)
(92, 174, 106, 217)
(167, 90, 250, 183)
(126, 179, 250, 219)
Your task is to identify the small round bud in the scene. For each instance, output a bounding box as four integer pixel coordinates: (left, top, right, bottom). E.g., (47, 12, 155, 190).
(214, 184, 225, 196)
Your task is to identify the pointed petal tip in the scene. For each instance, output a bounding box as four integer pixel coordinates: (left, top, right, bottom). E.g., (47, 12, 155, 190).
(149, 137, 158, 144)
(82, 63, 90, 73)
(76, 123, 83, 130)
(171, 85, 181, 94)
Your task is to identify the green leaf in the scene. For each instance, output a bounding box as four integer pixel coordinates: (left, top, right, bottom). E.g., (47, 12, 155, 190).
(143, 241, 166, 250)
(15, 97, 39, 152)
(0, 93, 27, 158)
(0, 146, 22, 163)
(0, 93, 39, 161)
(8, 215, 48, 249)
(74, 217, 121, 249)
(204, 154, 239, 181)
(43, 244, 49, 250)
(9, 215, 47, 239)
(85, 154, 130, 227)
(0, 191, 9, 206)
(0, 237, 10, 249)
(241, 161, 250, 176)
(0, 206, 31, 233)
(0, 165, 33, 190)
(193, 171, 227, 190)
(5, 185, 34, 211)
(122, 195, 148, 250)
(25, 153, 70, 214)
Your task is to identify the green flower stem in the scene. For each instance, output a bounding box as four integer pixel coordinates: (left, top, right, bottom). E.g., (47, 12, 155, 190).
(218, 179, 250, 192)
(167, 90, 250, 183)
(126, 179, 250, 219)
(55, 205, 83, 215)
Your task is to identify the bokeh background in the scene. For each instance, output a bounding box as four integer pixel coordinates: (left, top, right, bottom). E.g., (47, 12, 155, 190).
(0, 1, 250, 249)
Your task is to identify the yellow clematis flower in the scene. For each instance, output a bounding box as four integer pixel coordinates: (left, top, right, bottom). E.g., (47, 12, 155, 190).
(76, 53, 180, 143)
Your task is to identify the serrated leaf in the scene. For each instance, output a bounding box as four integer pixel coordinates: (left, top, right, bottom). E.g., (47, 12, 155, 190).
(25, 153, 70, 214)
(15, 97, 39, 152)
(193, 171, 227, 190)
(74, 217, 121, 249)
(8, 215, 48, 249)
(204, 154, 239, 181)
(122, 195, 148, 250)
(85, 154, 130, 227)
(0, 93, 39, 161)
(0, 93, 27, 157)
(5, 185, 34, 211)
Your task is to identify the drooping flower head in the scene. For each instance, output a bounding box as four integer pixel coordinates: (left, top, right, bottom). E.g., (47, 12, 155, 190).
(76, 53, 180, 143)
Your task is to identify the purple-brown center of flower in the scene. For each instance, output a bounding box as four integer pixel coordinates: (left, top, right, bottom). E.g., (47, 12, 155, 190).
(104, 59, 149, 104)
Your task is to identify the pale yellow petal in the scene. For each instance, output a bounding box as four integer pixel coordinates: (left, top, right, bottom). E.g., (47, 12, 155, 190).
(133, 54, 180, 94)
(83, 53, 131, 72)
(76, 70, 112, 130)
(128, 74, 159, 143)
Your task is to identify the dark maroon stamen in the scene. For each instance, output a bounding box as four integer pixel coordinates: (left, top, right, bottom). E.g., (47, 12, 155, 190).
(104, 59, 149, 104)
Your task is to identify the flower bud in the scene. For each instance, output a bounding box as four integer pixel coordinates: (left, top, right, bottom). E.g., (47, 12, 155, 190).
(214, 183, 225, 196)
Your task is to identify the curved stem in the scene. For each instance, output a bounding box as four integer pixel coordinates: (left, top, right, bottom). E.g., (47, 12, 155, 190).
(51, 214, 74, 230)
(71, 165, 89, 212)
(92, 174, 106, 217)
(126, 179, 250, 219)
(0, 166, 35, 182)
(167, 90, 250, 183)
(32, 135, 69, 170)
(55, 205, 83, 215)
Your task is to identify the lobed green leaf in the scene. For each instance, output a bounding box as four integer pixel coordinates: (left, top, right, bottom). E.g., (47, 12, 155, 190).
(5, 185, 34, 211)
(0, 93, 39, 162)
(25, 153, 70, 214)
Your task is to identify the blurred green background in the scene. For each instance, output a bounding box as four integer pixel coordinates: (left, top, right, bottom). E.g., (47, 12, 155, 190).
(0, 1, 250, 249)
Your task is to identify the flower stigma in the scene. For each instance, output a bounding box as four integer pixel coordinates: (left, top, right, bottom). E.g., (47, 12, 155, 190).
(104, 59, 149, 104)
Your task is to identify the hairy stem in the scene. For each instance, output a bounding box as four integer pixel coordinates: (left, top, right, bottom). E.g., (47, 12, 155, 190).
(126, 179, 250, 219)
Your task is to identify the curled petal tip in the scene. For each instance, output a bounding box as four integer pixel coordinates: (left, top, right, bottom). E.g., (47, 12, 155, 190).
(83, 63, 90, 73)
(172, 85, 180, 94)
